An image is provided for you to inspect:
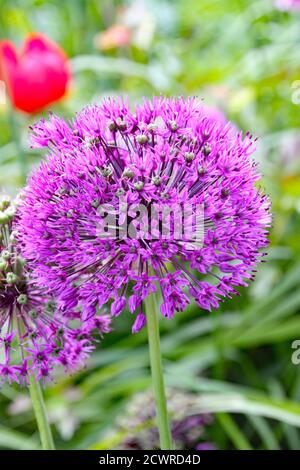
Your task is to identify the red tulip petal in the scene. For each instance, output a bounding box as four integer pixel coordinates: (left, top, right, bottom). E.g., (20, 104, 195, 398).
(0, 34, 71, 113)
(0, 41, 18, 96)
(12, 51, 70, 113)
(22, 32, 68, 62)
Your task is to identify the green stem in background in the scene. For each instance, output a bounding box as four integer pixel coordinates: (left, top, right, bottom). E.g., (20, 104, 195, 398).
(145, 291, 173, 450)
(28, 375, 55, 450)
(7, 106, 27, 185)
(20, 322, 55, 450)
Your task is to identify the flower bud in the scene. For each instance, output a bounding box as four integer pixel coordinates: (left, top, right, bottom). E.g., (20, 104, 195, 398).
(17, 294, 28, 305)
(6, 272, 18, 284)
(134, 181, 144, 191)
(136, 134, 148, 145)
(122, 168, 134, 179)
(0, 212, 10, 224)
(2, 250, 11, 261)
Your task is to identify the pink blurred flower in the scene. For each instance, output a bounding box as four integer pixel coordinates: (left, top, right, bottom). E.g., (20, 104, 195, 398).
(275, 0, 300, 10)
(94, 24, 131, 51)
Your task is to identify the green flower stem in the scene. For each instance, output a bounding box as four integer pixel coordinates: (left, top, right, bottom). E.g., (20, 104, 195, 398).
(28, 375, 55, 450)
(8, 105, 27, 185)
(20, 323, 54, 450)
(145, 291, 173, 450)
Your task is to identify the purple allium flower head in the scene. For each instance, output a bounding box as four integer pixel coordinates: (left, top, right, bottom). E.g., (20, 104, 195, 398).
(0, 196, 111, 385)
(18, 97, 271, 333)
(113, 388, 215, 450)
(275, 0, 300, 10)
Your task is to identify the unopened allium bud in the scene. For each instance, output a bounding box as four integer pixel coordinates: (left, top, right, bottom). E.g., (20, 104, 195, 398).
(0, 195, 11, 211)
(0, 212, 10, 224)
(202, 143, 211, 156)
(0, 258, 7, 271)
(108, 120, 117, 132)
(152, 176, 162, 186)
(17, 294, 28, 305)
(113, 388, 215, 450)
(169, 120, 178, 132)
(116, 118, 127, 131)
(184, 152, 195, 162)
(134, 181, 144, 191)
(122, 168, 134, 179)
(6, 272, 18, 284)
(136, 134, 148, 145)
(2, 250, 11, 261)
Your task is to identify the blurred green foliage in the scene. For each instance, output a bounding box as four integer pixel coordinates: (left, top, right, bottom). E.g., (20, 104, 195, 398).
(0, 0, 300, 450)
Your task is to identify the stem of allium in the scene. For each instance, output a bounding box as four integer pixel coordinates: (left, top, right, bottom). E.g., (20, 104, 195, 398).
(28, 375, 55, 450)
(145, 291, 173, 450)
(8, 105, 27, 185)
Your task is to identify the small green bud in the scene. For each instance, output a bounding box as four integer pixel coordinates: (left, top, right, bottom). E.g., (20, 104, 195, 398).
(161, 192, 170, 200)
(184, 152, 195, 162)
(100, 166, 113, 178)
(0, 212, 9, 224)
(147, 123, 158, 132)
(29, 309, 38, 319)
(136, 134, 148, 145)
(53, 347, 62, 356)
(58, 187, 68, 196)
(89, 137, 100, 146)
(6, 272, 18, 284)
(202, 143, 212, 156)
(152, 176, 162, 186)
(122, 168, 134, 179)
(0, 196, 11, 211)
(17, 294, 28, 305)
(116, 118, 127, 131)
(0, 259, 7, 270)
(169, 120, 178, 132)
(221, 188, 230, 198)
(91, 199, 100, 208)
(45, 300, 56, 311)
(134, 181, 144, 191)
(198, 166, 206, 176)
(108, 121, 117, 132)
(76, 333, 86, 341)
(2, 250, 11, 261)
(116, 188, 125, 197)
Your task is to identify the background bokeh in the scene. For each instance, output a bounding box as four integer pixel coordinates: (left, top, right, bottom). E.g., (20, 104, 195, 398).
(0, 0, 300, 450)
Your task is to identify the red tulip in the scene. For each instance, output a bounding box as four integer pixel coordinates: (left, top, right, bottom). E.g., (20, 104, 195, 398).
(0, 33, 71, 113)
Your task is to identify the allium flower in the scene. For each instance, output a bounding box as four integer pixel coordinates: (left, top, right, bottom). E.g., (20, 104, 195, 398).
(0, 196, 111, 385)
(18, 97, 271, 333)
(275, 0, 300, 10)
(0, 33, 70, 113)
(110, 388, 215, 450)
